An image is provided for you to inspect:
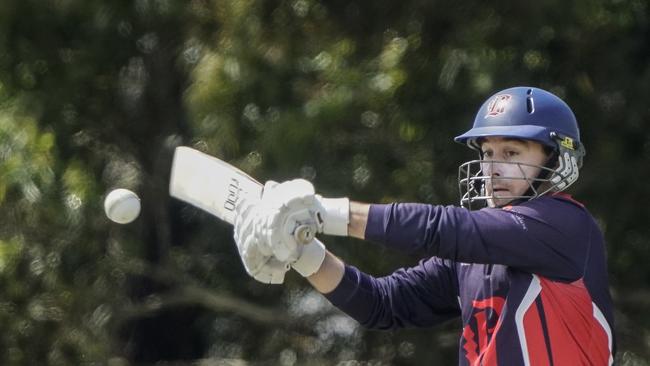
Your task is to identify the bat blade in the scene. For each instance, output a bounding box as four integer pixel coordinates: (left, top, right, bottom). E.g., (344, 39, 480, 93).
(169, 146, 262, 224)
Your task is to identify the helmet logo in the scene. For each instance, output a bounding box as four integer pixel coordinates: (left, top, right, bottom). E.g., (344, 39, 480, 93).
(551, 132, 578, 151)
(560, 136, 576, 150)
(484, 94, 512, 118)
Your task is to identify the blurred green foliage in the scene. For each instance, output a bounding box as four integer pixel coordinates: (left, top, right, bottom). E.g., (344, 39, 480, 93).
(0, 0, 648, 364)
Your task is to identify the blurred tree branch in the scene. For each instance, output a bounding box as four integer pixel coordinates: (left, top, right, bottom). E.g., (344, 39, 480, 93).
(113, 256, 332, 336)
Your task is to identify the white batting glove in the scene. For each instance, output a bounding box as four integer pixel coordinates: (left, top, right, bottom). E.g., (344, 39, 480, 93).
(258, 179, 348, 277)
(233, 194, 290, 284)
(262, 179, 349, 237)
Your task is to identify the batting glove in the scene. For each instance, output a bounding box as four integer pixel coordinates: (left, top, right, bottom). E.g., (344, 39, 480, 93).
(233, 194, 290, 284)
(259, 179, 349, 276)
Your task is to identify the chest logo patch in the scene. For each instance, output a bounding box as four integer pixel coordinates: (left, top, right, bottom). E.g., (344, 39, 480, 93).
(462, 296, 505, 364)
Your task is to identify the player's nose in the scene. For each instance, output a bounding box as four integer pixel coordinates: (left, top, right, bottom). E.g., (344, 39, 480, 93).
(481, 160, 503, 176)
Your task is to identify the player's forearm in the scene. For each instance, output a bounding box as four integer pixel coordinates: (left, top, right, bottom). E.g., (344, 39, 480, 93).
(307, 202, 368, 293)
(306, 251, 345, 293)
(348, 201, 370, 239)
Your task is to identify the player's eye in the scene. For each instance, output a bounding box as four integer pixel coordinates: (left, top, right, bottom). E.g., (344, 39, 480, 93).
(481, 150, 493, 158)
(504, 150, 519, 159)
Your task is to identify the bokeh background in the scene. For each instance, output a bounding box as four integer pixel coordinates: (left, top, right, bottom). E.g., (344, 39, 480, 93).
(0, 0, 648, 365)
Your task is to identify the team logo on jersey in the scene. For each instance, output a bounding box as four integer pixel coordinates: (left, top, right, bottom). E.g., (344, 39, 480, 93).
(462, 296, 505, 364)
(484, 94, 512, 118)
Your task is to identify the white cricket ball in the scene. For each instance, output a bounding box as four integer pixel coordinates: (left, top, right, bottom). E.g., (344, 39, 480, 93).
(104, 188, 141, 224)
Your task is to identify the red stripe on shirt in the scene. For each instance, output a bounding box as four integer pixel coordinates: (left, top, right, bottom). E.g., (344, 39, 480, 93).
(538, 277, 611, 365)
(522, 299, 552, 365)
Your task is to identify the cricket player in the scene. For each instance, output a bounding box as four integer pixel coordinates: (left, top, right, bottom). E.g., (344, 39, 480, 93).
(232, 87, 615, 365)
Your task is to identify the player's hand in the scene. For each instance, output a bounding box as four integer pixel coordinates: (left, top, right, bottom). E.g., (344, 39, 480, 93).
(233, 193, 289, 284)
(262, 179, 349, 237)
(257, 179, 347, 277)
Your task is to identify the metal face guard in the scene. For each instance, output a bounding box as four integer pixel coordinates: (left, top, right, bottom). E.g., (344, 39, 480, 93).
(458, 159, 566, 209)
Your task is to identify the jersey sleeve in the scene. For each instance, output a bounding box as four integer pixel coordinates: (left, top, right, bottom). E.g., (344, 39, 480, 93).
(364, 198, 591, 281)
(323, 257, 461, 330)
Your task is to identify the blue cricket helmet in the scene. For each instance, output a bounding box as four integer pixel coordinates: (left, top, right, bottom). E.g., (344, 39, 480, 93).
(455, 87, 581, 151)
(455, 86, 587, 209)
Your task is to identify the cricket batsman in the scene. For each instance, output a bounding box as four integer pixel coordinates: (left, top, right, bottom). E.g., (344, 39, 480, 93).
(232, 86, 615, 365)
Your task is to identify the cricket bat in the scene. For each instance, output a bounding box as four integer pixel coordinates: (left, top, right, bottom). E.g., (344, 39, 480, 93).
(169, 146, 263, 225)
(169, 146, 316, 244)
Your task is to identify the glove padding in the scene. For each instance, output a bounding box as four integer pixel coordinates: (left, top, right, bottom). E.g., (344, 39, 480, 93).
(233, 194, 290, 284)
(261, 179, 349, 254)
(258, 180, 328, 277)
(233, 179, 346, 283)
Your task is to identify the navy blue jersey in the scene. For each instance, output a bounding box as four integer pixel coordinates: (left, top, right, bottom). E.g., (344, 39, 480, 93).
(324, 194, 614, 365)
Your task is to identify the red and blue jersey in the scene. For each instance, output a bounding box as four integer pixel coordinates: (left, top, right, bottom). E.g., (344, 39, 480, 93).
(324, 194, 614, 365)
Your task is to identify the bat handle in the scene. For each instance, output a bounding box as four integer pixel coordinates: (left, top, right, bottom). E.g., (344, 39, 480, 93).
(294, 224, 316, 245)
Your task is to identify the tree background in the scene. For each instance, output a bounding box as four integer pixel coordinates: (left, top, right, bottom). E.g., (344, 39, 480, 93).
(0, 0, 648, 364)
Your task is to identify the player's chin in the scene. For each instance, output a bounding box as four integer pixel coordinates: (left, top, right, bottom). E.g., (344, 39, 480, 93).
(489, 194, 515, 208)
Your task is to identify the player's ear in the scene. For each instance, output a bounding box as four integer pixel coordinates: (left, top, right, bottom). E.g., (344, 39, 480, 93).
(542, 145, 558, 168)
